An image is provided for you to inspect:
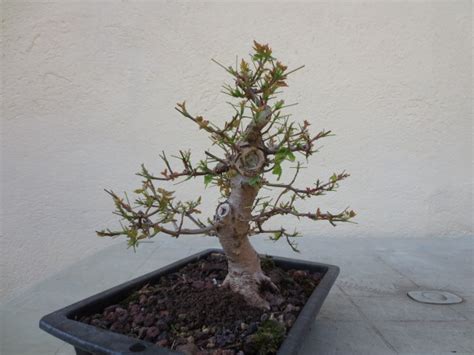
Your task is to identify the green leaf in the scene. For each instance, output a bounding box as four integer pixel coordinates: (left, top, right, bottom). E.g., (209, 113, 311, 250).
(275, 153, 286, 164)
(286, 151, 296, 162)
(145, 196, 154, 207)
(274, 100, 284, 111)
(127, 228, 138, 239)
(272, 231, 282, 240)
(275, 148, 288, 164)
(275, 147, 295, 164)
(272, 164, 282, 179)
(248, 176, 261, 186)
(204, 174, 213, 187)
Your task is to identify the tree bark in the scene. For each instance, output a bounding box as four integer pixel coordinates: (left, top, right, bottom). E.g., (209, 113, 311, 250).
(215, 169, 275, 309)
(212, 105, 275, 308)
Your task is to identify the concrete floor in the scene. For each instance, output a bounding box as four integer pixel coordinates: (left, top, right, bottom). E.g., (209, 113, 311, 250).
(1, 236, 473, 354)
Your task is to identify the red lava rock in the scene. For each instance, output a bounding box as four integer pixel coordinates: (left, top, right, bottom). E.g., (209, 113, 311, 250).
(292, 270, 308, 279)
(145, 326, 160, 340)
(175, 337, 189, 346)
(192, 280, 205, 289)
(156, 338, 169, 347)
(105, 312, 117, 323)
(157, 330, 168, 339)
(176, 343, 200, 355)
(277, 314, 285, 324)
(90, 319, 101, 327)
(215, 332, 235, 347)
(115, 307, 126, 314)
(123, 323, 131, 333)
(283, 303, 299, 313)
(143, 313, 155, 327)
(147, 295, 158, 305)
(206, 336, 216, 348)
(206, 281, 216, 289)
(110, 321, 123, 333)
(133, 313, 145, 325)
(116, 308, 128, 322)
(104, 305, 118, 314)
(139, 294, 147, 304)
(156, 299, 167, 310)
(129, 304, 140, 315)
(284, 313, 297, 328)
(201, 262, 224, 273)
(212, 350, 235, 355)
(155, 319, 169, 331)
(159, 310, 169, 317)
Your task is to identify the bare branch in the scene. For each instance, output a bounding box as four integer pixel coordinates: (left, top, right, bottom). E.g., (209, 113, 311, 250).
(251, 206, 356, 227)
(175, 102, 236, 150)
(138, 155, 229, 182)
(156, 224, 214, 238)
(264, 171, 350, 199)
(249, 225, 301, 252)
(266, 126, 333, 157)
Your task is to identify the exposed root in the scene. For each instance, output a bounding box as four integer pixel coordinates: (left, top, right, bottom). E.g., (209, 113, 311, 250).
(222, 271, 279, 310)
(256, 272, 280, 293)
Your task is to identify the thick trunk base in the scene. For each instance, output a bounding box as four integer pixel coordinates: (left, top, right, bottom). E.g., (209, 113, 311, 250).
(218, 233, 277, 309)
(223, 269, 276, 309)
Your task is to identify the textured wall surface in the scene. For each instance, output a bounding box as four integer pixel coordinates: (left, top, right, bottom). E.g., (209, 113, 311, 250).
(1, 1, 472, 302)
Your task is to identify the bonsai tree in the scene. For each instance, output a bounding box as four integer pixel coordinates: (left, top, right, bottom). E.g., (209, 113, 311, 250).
(98, 42, 355, 309)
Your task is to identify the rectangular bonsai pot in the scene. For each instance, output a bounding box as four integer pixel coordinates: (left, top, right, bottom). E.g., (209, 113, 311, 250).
(40, 248, 339, 355)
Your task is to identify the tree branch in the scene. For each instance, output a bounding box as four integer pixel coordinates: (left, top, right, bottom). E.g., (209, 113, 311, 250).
(175, 102, 236, 150)
(266, 127, 333, 157)
(97, 184, 215, 249)
(138, 154, 229, 182)
(264, 171, 350, 199)
(251, 206, 356, 227)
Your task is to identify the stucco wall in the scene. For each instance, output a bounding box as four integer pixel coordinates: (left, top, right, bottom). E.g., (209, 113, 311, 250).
(1, 1, 472, 302)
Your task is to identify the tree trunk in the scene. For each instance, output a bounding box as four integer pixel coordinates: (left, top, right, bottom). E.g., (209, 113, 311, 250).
(214, 173, 275, 309)
(218, 228, 272, 309)
(212, 106, 275, 308)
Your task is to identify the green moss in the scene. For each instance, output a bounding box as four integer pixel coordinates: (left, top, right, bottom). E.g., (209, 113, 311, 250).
(252, 320, 286, 354)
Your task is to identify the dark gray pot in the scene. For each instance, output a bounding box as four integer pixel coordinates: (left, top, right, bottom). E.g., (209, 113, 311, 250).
(40, 249, 339, 355)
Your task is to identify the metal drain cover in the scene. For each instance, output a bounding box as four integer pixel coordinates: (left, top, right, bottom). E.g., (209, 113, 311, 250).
(407, 290, 463, 305)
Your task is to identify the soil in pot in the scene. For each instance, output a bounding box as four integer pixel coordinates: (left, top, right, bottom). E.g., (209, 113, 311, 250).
(77, 253, 323, 355)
